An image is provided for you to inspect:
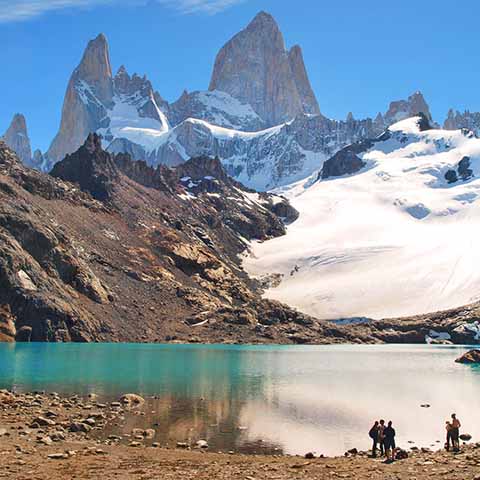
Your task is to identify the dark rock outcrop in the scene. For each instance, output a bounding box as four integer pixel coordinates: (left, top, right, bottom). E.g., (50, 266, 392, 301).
(444, 156, 473, 184)
(455, 350, 480, 364)
(445, 169, 458, 184)
(458, 156, 473, 180)
(321, 141, 372, 179)
(51, 133, 119, 201)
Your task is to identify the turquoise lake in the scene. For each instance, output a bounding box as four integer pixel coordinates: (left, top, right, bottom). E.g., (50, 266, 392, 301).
(0, 343, 479, 456)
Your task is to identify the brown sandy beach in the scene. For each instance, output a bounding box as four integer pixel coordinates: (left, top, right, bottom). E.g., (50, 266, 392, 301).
(1, 390, 480, 480)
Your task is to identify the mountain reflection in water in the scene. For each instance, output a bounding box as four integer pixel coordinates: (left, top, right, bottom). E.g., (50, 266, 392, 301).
(1, 343, 479, 456)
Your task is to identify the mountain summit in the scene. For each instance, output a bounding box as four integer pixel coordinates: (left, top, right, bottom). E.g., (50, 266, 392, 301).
(47, 34, 114, 165)
(209, 11, 319, 126)
(1, 113, 32, 166)
(46, 33, 168, 168)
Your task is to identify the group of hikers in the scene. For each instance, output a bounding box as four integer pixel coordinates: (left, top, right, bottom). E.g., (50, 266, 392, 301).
(369, 420, 397, 461)
(368, 413, 462, 461)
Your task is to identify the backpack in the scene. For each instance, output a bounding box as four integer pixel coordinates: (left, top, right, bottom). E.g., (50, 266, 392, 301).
(369, 427, 377, 439)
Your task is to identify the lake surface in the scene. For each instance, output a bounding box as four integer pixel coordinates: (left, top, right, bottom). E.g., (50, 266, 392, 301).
(0, 343, 479, 456)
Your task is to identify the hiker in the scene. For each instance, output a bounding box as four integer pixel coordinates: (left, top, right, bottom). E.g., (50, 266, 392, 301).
(383, 421, 396, 461)
(445, 421, 453, 451)
(369, 421, 379, 457)
(378, 419, 386, 456)
(451, 413, 461, 451)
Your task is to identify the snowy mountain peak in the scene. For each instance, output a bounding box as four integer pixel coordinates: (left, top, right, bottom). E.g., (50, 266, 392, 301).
(46, 33, 169, 168)
(1, 113, 32, 166)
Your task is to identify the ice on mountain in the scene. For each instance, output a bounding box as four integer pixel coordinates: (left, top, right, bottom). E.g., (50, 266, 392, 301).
(244, 116, 480, 320)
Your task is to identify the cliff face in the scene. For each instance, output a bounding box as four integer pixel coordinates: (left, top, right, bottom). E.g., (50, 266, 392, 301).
(288, 45, 320, 115)
(208, 12, 319, 126)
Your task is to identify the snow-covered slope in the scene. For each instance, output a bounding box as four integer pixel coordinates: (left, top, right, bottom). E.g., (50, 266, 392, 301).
(244, 117, 480, 319)
(169, 89, 265, 131)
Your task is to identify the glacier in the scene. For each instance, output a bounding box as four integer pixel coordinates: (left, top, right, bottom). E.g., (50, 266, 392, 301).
(243, 117, 480, 320)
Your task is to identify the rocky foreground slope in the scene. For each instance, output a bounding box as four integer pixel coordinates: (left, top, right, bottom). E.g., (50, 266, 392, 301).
(1, 135, 480, 344)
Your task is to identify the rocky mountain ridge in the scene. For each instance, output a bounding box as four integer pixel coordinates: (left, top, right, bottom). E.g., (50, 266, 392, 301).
(6, 11, 446, 191)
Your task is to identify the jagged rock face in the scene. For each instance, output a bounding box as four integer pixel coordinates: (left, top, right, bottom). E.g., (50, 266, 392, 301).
(51, 133, 119, 201)
(288, 45, 320, 115)
(148, 113, 385, 190)
(47, 34, 168, 167)
(108, 66, 169, 131)
(208, 11, 317, 126)
(2, 114, 32, 166)
(175, 155, 233, 186)
(444, 109, 480, 135)
(384, 91, 432, 125)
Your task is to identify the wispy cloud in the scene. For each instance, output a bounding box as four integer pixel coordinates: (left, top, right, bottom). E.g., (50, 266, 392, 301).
(157, 0, 246, 15)
(0, 0, 246, 22)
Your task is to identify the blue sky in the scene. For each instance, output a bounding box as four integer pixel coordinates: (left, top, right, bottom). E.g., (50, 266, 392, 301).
(1, 0, 480, 152)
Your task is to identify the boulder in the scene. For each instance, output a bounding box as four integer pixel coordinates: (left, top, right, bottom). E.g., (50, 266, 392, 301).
(31, 416, 55, 427)
(455, 349, 480, 364)
(395, 449, 409, 460)
(458, 156, 473, 181)
(15, 326, 32, 342)
(69, 422, 91, 433)
(445, 168, 458, 184)
(119, 393, 145, 406)
(0, 390, 15, 404)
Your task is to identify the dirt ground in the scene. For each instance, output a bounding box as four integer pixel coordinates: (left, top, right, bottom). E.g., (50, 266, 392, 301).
(1, 390, 480, 479)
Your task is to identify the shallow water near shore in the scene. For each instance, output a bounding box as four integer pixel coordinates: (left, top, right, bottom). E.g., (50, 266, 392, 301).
(0, 343, 479, 456)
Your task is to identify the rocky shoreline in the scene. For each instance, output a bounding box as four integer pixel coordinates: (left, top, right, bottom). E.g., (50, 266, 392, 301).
(1, 389, 480, 479)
